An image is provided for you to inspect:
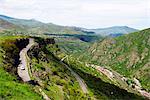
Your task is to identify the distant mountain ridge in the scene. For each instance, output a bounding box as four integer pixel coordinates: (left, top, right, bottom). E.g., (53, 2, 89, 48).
(0, 15, 85, 35)
(83, 26, 138, 36)
(0, 18, 23, 31)
(0, 14, 138, 36)
(0, 15, 15, 20)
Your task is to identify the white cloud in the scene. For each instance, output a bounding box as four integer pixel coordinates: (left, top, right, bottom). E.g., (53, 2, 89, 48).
(0, 0, 149, 29)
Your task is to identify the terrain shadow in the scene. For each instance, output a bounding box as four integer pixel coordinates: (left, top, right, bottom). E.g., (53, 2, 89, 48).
(70, 66, 145, 100)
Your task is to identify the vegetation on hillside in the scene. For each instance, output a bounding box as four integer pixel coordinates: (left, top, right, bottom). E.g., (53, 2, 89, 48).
(79, 28, 150, 92)
(27, 37, 92, 100)
(0, 36, 42, 99)
(0, 27, 149, 99)
(46, 41, 144, 99)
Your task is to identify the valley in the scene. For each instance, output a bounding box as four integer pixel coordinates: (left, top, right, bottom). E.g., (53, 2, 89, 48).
(0, 14, 149, 100)
(78, 28, 150, 93)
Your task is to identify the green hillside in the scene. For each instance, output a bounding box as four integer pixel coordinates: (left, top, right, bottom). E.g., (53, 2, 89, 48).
(0, 14, 149, 100)
(45, 38, 144, 100)
(0, 35, 144, 99)
(0, 36, 92, 99)
(27, 37, 92, 99)
(0, 36, 42, 99)
(79, 28, 150, 91)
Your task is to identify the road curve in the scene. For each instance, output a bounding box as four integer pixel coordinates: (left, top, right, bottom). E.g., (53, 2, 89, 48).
(18, 38, 34, 82)
(17, 38, 50, 100)
(61, 57, 88, 94)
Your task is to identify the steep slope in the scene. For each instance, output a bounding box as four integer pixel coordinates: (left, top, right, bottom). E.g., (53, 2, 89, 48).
(27, 37, 92, 99)
(0, 36, 92, 99)
(52, 48, 144, 99)
(0, 35, 145, 99)
(84, 26, 138, 36)
(0, 36, 42, 99)
(79, 28, 150, 92)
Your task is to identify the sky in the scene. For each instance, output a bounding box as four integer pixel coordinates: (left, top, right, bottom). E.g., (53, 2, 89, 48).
(0, 0, 150, 29)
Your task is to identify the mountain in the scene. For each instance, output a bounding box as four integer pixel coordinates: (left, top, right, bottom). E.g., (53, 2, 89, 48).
(0, 15, 85, 35)
(0, 15, 138, 36)
(0, 15, 47, 27)
(0, 19, 22, 31)
(0, 35, 144, 99)
(0, 15, 15, 20)
(108, 33, 124, 37)
(0, 18, 25, 35)
(0, 15, 102, 42)
(79, 28, 150, 92)
(0, 14, 148, 99)
(83, 26, 138, 36)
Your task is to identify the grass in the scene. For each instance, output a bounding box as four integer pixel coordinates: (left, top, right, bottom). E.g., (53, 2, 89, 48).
(61, 55, 144, 100)
(44, 84, 64, 100)
(27, 37, 92, 99)
(0, 33, 147, 99)
(0, 35, 42, 99)
(78, 28, 150, 91)
(55, 38, 90, 55)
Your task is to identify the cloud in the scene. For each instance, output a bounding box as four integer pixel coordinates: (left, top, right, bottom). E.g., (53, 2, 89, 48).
(0, 0, 149, 29)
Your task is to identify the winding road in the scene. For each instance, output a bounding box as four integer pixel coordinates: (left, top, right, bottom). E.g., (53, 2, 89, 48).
(17, 38, 88, 98)
(61, 56, 88, 94)
(17, 38, 50, 100)
(18, 38, 34, 82)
